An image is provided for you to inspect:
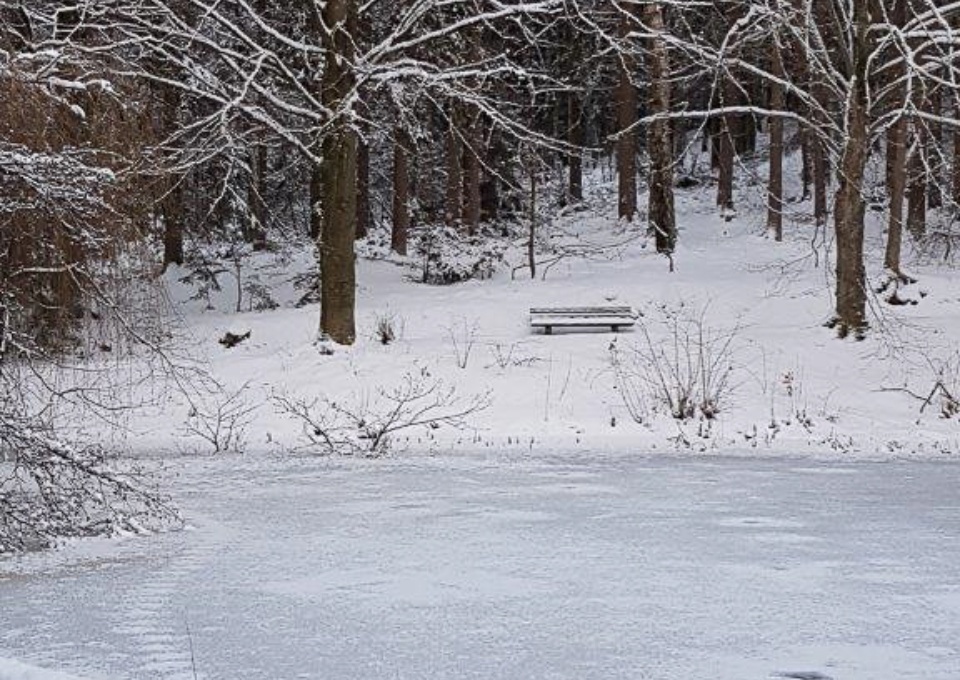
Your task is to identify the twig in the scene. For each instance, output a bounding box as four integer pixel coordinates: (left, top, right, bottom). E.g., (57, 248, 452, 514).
(185, 618, 199, 680)
(879, 381, 958, 414)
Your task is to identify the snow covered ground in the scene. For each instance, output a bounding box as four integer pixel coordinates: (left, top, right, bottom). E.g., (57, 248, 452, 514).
(113, 170, 960, 460)
(1, 452, 959, 679)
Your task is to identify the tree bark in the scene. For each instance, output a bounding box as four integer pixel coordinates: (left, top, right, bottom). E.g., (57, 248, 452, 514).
(800, 129, 812, 201)
(309, 165, 322, 241)
(884, 113, 908, 275)
(906, 85, 928, 240)
(352, 8, 370, 241)
(318, 0, 357, 345)
(883, 0, 908, 275)
(355, 134, 370, 241)
(529, 161, 537, 279)
(156, 74, 185, 269)
(716, 75, 737, 218)
(462, 109, 482, 235)
(811, 132, 829, 227)
(954, 94, 960, 211)
(615, 6, 638, 222)
(906, 9, 928, 239)
(906, 129, 927, 240)
(766, 43, 785, 241)
(832, 1, 870, 337)
(247, 143, 268, 250)
(445, 107, 462, 229)
(803, 45, 830, 228)
(391, 127, 410, 256)
(162, 179, 184, 269)
(716, 127, 734, 216)
(928, 89, 943, 210)
(568, 92, 584, 206)
(643, 1, 675, 254)
(480, 130, 502, 221)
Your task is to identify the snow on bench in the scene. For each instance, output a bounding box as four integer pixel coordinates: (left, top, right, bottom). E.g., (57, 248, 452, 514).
(529, 306, 638, 335)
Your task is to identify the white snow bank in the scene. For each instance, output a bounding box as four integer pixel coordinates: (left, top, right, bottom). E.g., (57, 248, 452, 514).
(0, 658, 92, 680)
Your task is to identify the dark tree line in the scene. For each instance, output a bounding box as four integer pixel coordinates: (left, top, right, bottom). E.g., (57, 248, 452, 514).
(4, 0, 960, 354)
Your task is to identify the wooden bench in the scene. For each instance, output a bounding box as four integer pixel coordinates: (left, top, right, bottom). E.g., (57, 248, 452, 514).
(529, 306, 639, 335)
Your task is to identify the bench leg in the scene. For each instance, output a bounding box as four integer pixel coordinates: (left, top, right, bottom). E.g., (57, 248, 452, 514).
(612, 325, 619, 332)
(544, 325, 552, 335)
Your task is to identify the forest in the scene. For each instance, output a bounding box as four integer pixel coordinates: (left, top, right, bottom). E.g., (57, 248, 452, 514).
(3, 0, 960, 550)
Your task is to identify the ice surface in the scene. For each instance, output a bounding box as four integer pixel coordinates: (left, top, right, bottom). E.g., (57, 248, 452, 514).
(0, 657, 91, 680)
(1, 452, 958, 679)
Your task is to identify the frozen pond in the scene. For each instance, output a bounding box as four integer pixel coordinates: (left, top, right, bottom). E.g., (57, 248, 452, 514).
(1, 452, 959, 680)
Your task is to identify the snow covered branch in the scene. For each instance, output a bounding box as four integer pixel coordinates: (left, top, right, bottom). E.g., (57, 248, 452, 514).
(0, 393, 180, 554)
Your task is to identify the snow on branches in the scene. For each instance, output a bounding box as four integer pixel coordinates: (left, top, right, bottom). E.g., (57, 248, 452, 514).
(0, 405, 180, 555)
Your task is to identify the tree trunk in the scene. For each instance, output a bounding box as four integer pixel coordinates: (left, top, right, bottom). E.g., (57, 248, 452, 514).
(906, 131, 927, 240)
(529, 162, 537, 279)
(162, 178, 184, 269)
(716, 76, 737, 218)
(568, 92, 584, 206)
(51, 228, 81, 351)
(928, 90, 943, 210)
(883, 0, 908, 275)
(247, 143, 268, 250)
(355, 134, 370, 240)
(319, 133, 358, 345)
(309, 165, 322, 241)
(615, 8, 638, 222)
(811, 133, 829, 227)
(462, 109, 482, 235)
(906, 89, 928, 240)
(906, 11, 928, 239)
(716, 127, 734, 216)
(643, 1, 675, 255)
(804, 55, 830, 228)
(766, 43, 785, 241)
(151, 49, 186, 272)
(391, 126, 410, 256)
(445, 107, 462, 229)
(480, 130, 501, 221)
(884, 115, 908, 275)
(800, 129, 812, 201)
(318, 0, 357, 345)
(832, 2, 870, 337)
(953, 95, 960, 211)
(352, 8, 370, 241)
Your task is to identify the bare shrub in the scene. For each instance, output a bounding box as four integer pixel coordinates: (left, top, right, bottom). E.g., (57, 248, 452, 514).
(609, 345, 650, 424)
(275, 373, 491, 456)
(445, 317, 480, 369)
(917, 224, 960, 265)
(486, 341, 541, 370)
(182, 381, 258, 453)
(610, 305, 738, 421)
(373, 312, 402, 345)
(244, 278, 279, 312)
(747, 350, 816, 444)
(882, 351, 960, 419)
